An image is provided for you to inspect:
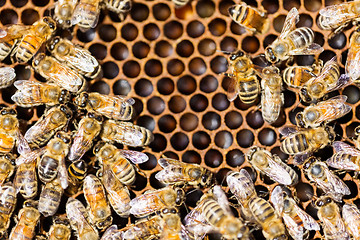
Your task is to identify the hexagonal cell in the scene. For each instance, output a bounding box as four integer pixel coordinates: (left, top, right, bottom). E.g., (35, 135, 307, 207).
(153, 3, 171, 21)
(202, 112, 221, 130)
(200, 75, 218, 93)
(1, 9, 18, 25)
(157, 78, 175, 95)
(205, 149, 223, 168)
(180, 113, 199, 132)
(196, 0, 215, 18)
(130, 3, 149, 22)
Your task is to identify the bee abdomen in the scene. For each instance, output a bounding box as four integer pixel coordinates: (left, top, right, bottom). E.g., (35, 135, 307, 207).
(280, 133, 309, 154)
(202, 198, 226, 226)
(0, 41, 14, 61)
(288, 27, 314, 49)
(38, 156, 58, 183)
(249, 197, 275, 222)
(16, 35, 40, 63)
(283, 66, 313, 88)
(238, 77, 260, 104)
(113, 160, 135, 185)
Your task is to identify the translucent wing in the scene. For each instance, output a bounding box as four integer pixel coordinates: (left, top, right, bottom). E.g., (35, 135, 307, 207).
(67, 47, 98, 72)
(279, 7, 299, 39)
(279, 126, 298, 137)
(0, 24, 32, 42)
(184, 204, 212, 240)
(294, 152, 312, 165)
(270, 185, 284, 214)
(156, 158, 188, 183)
(68, 127, 92, 161)
(113, 121, 144, 146)
(129, 188, 166, 217)
(226, 76, 239, 102)
(71, 4, 100, 29)
(226, 169, 256, 201)
(289, 43, 324, 55)
(333, 141, 360, 155)
(318, 165, 351, 201)
(58, 156, 69, 189)
(12, 80, 47, 106)
(0, 67, 15, 88)
(319, 2, 355, 18)
(119, 150, 149, 164)
(101, 225, 123, 240)
(263, 156, 293, 185)
(329, 74, 351, 92)
(342, 204, 360, 239)
(121, 96, 135, 106)
(346, 50, 360, 81)
(48, 65, 83, 92)
(15, 147, 45, 165)
(0, 29, 7, 38)
(16, 130, 31, 155)
(212, 185, 232, 215)
(327, 141, 360, 170)
(24, 115, 53, 143)
(293, 203, 320, 230)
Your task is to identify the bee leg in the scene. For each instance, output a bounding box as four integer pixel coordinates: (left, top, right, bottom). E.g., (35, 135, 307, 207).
(133, 165, 148, 179)
(285, 56, 295, 67)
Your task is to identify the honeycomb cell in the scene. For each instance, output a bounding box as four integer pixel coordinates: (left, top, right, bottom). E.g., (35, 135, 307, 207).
(167, 59, 185, 76)
(158, 115, 177, 133)
(273, 15, 286, 33)
(296, 183, 314, 202)
(258, 128, 277, 146)
(246, 110, 264, 129)
(189, 58, 207, 75)
(171, 132, 189, 151)
(88, 43, 107, 60)
(182, 151, 201, 164)
(177, 75, 196, 95)
(150, 171, 167, 189)
(193, 131, 211, 150)
(236, 129, 254, 148)
(319, 50, 336, 62)
(283, 0, 300, 10)
(177, 40, 194, 57)
(270, 110, 287, 127)
(131, 3, 149, 22)
(262, 0, 279, 14)
(147, 96, 165, 115)
(143, 23, 160, 41)
(98, 24, 117, 42)
(344, 86, 360, 104)
(328, 32, 347, 49)
(139, 153, 157, 170)
(230, 22, 247, 35)
(208, 18, 226, 36)
(215, 131, 233, 149)
(210, 56, 228, 74)
(202, 112, 221, 130)
(153, 3, 171, 21)
(216, 168, 232, 186)
(1, 9, 18, 25)
(11, 0, 27, 7)
(157, 78, 175, 95)
(200, 75, 218, 93)
(220, 37, 238, 53)
(150, 134, 167, 152)
(304, 0, 321, 11)
(289, 107, 304, 125)
(346, 122, 359, 139)
(226, 149, 245, 167)
(338, 109, 353, 124)
(110, 43, 128, 61)
(121, 23, 138, 41)
(283, 90, 296, 108)
(242, 36, 260, 53)
(243, 0, 258, 7)
(135, 79, 153, 97)
(14, 65, 31, 80)
(187, 20, 205, 38)
(164, 21, 183, 40)
(225, 111, 243, 129)
(180, 113, 199, 131)
(89, 81, 110, 95)
(123, 60, 140, 78)
(77, 28, 96, 43)
(145, 59, 163, 77)
(136, 115, 155, 132)
(113, 79, 131, 96)
(297, 14, 313, 28)
(212, 93, 230, 111)
(102, 61, 119, 79)
(155, 40, 173, 58)
(314, 31, 325, 47)
(219, 0, 235, 16)
(132, 41, 150, 59)
(16, 106, 33, 121)
(190, 94, 208, 112)
(175, 4, 194, 20)
(205, 149, 223, 168)
(263, 34, 277, 48)
(132, 172, 148, 191)
(198, 39, 216, 56)
(196, 0, 215, 18)
(234, 97, 260, 110)
(186, 188, 203, 207)
(32, 0, 48, 6)
(271, 146, 288, 161)
(169, 95, 186, 113)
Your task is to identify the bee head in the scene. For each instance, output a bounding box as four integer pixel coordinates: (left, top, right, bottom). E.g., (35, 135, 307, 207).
(174, 188, 185, 206)
(59, 89, 70, 104)
(59, 104, 73, 119)
(295, 112, 306, 128)
(56, 131, 71, 144)
(1, 107, 16, 116)
(24, 199, 38, 209)
(47, 36, 61, 51)
(96, 216, 113, 230)
(315, 196, 332, 207)
(200, 170, 213, 187)
(161, 207, 178, 216)
(32, 53, 46, 68)
(75, 92, 89, 108)
(93, 141, 106, 154)
(324, 126, 335, 142)
(88, 111, 103, 122)
(229, 50, 244, 61)
(122, 0, 132, 12)
(246, 146, 259, 161)
(302, 156, 317, 170)
(42, 16, 57, 31)
(300, 87, 312, 102)
(355, 126, 360, 136)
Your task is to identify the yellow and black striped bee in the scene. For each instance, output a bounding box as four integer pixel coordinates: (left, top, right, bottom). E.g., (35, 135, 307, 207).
(0, 182, 16, 239)
(38, 178, 64, 217)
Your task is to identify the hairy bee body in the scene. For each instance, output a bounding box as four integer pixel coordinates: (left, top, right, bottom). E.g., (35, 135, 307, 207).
(14, 160, 37, 199)
(9, 200, 40, 240)
(0, 182, 16, 238)
(346, 30, 360, 82)
(343, 203, 360, 239)
(100, 120, 153, 147)
(123, 215, 163, 239)
(228, 3, 269, 34)
(54, 0, 78, 28)
(38, 178, 64, 217)
(66, 160, 87, 196)
(283, 63, 321, 88)
(103, 0, 132, 13)
(48, 216, 71, 240)
(0, 154, 15, 186)
(72, 0, 101, 31)
(249, 197, 287, 240)
(0, 108, 23, 154)
(83, 174, 112, 230)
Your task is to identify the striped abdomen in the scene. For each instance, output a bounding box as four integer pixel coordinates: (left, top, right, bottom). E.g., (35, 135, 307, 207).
(280, 133, 309, 155)
(124, 216, 163, 239)
(15, 35, 43, 63)
(110, 156, 135, 186)
(261, 86, 282, 123)
(0, 183, 16, 232)
(249, 197, 276, 223)
(0, 133, 15, 154)
(238, 76, 260, 104)
(73, 2, 99, 30)
(322, 61, 340, 86)
(277, 160, 299, 185)
(115, 100, 133, 121)
(38, 180, 63, 217)
(288, 27, 314, 49)
(283, 66, 314, 88)
(14, 162, 37, 199)
(201, 198, 226, 228)
(68, 160, 87, 181)
(38, 155, 59, 183)
(229, 4, 269, 33)
(328, 152, 360, 169)
(0, 40, 16, 61)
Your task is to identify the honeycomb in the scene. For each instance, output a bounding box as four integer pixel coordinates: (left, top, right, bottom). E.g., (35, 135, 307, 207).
(0, 0, 359, 239)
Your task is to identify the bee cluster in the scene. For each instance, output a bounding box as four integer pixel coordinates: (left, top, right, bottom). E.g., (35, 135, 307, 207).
(1, 0, 360, 239)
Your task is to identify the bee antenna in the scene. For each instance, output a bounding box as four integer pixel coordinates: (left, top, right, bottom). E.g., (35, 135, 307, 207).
(216, 50, 233, 55)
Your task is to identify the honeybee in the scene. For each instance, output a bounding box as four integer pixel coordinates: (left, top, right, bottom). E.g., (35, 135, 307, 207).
(103, 0, 132, 14)
(94, 142, 148, 186)
(122, 213, 164, 239)
(223, 50, 260, 104)
(71, 0, 101, 32)
(38, 178, 64, 217)
(283, 61, 322, 89)
(326, 141, 360, 171)
(12, 80, 71, 107)
(247, 146, 299, 185)
(264, 7, 323, 63)
(32, 53, 87, 93)
(99, 168, 131, 218)
(14, 157, 37, 199)
(318, 0, 360, 38)
(346, 28, 360, 83)
(48, 216, 72, 240)
(100, 225, 123, 240)
(0, 182, 16, 239)
(228, 3, 270, 34)
(249, 197, 287, 240)
(68, 112, 103, 161)
(342, 203, 360, 239)
(53, 0, 78, 28)
(9, 200, 40, 240)
(185, 186, 250, 240)
(295, 95, 351, 128)
(66, 159, 87, 196)
(100, 120, 154, 147)
(259, 66, 283, 124)
(155, 157, 213, 187)
(83, 174, 112, 230)
(279, 126, 335, 164)
(75, 92, 134, 121)
(0, 67, 15, 89)
(47, 37, 101, 79)
(37, 131, 71, 188)
(0, 24, 32, 61)
(315, 196, 350, 240)
(25, 105, 73, 148)
(11, 17, 56, 63)
(0, 154, 15, 186)
(303, 157, 350, 202)
(66, 197, 99, 240)
(226, 169, 257, 222)
(270, 186, 319, 240)
(130, 186, 184, 218)
(300, 57, 348, 102)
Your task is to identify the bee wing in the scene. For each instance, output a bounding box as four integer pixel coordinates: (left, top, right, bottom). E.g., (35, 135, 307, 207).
(24, 114, 52, 143)
(342, 204, 360, 239)
(212, 185, 232, 215)
(320, 166, 351, 199)
(226, 76, 239, 102)
(264, 156, 293, 185)
(71, 4, 100, 29)
(0, 24, 32, 42)
(226, 169, 256, 200)
(16, 130, 31, 155)
(279, 126, 298, 137)
(15, 147, 45, 165)
(294, 152, 312, 165)
(329, 74, 351, 92)
(156, 158, 187, 183)
(311, 96, 351, 125)
(116, 122, 144, 146)
(0, 67, 15, 85)
(270, 185, 284, 214)
(319, 2, 355, 18)
(48, 66, 83, 87)
(101, 225, 123, 240)
(69, 127, 92, 161)
(289, 43, 324, 55)
(279, 7, 299, 39)
(293, 203, 320, 230)
(281, 214, 304, 240)
(333, 141, 360, 155)
(67, 47, 98, 72)
(58, 156, 69, 189)
(184, 206, 212, 239)
(129, 189, 163, 216)
(119, 150, 149, 164)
